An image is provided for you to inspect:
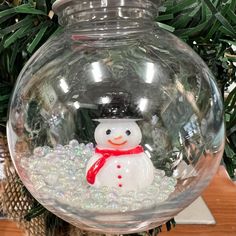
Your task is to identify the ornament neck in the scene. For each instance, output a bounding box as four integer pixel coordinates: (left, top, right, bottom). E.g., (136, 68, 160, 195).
(53, 0, 160, 37)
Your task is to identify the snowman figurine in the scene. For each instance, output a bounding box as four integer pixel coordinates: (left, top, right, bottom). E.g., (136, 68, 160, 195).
(86, 92, 154, 191)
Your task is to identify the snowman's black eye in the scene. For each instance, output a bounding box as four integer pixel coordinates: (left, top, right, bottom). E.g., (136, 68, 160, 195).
(106, 129, 111, 135)
(126, 130, 131, 136)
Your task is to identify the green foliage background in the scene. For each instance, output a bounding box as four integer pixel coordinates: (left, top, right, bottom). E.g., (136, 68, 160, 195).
(0, 0, 236, 233)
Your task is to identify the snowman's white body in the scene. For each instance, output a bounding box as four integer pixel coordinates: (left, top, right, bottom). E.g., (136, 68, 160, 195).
(86, 119, 155, 191)
(86, 152, 154, 191)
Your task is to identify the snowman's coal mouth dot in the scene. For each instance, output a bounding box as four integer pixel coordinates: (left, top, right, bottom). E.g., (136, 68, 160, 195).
(108, 140, 127, 146)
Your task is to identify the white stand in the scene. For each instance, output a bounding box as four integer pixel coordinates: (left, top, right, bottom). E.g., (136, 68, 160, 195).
(175, 196, 215, 224)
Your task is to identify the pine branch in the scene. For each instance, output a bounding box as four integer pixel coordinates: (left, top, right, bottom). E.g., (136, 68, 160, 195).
(0, 0, 58, 82)
(0, 0, 58, 127)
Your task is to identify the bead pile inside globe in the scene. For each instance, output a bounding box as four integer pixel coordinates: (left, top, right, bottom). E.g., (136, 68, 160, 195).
(20, 139, 176, 212)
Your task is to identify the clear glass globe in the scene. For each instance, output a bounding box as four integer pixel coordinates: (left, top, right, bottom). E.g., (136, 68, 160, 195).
(7, 0, 224, 233)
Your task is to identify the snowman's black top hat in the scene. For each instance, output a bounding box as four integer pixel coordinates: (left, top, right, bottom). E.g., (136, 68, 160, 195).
(95, 91, 142, 121)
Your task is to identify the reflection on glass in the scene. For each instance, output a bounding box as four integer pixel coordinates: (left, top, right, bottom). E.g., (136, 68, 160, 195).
(91, 62, 103, 83)
(145, 62, 155, 84)
(100, 96, 111, 104)
(59, 78, 69, 93)
(73, 101, 80, 109)
(145, 143, 153, 151)
(138, 97, 148, 112)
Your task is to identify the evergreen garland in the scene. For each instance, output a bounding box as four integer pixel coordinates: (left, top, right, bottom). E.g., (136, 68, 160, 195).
(0, 0, 235, 234)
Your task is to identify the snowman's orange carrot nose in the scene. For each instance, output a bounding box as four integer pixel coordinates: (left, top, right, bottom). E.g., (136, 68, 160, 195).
(114, 135, 123, 140)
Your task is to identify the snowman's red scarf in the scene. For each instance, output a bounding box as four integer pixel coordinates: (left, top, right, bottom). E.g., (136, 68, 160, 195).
(86, 145, 144, 184)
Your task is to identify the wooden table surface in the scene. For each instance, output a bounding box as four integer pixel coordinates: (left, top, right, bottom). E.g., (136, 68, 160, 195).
(1, 166, 236, 236)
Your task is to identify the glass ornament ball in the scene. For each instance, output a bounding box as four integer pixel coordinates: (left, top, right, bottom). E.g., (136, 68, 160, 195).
(7, 0, 225, 234)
